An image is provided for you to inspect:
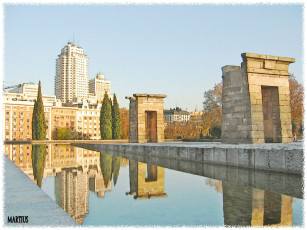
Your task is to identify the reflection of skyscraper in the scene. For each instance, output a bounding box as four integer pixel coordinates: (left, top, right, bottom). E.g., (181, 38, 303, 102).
(55, 168, 89, 225)
(222, 182, 293, 227)
(88, 166, 111, 198)
(126, 160, 167, 199)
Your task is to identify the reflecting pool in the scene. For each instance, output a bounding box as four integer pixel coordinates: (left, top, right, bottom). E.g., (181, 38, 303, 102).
(4, 144, 304, 226)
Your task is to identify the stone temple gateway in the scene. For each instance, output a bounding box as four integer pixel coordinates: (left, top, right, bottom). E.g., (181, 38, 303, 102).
(222, 53, 294, 144)
(126, 94, 167, 143)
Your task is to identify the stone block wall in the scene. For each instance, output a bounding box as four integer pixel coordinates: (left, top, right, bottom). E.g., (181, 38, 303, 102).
(222, 65, 252, 143)
(222, 53, 294, 144)
(126, 94, 166, 143)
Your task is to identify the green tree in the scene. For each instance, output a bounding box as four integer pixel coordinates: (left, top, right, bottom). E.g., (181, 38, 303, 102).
(55, 127, 72, 140)
(112, 94, 122, 139)
(32, 145, 46, 188)
(112, 156, 121, 186)
(100, 92, 112, 139)
(209, 122, 222, 139)
(32, 81, 46, 140)
(100, 153, 113, 187)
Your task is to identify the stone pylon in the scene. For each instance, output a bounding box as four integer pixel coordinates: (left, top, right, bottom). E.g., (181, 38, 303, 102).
(221, 53, 294, 144)
(126, 94, 167, 143)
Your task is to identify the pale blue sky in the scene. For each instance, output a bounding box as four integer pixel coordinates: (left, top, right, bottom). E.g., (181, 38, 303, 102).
(4, 4, 303, 111)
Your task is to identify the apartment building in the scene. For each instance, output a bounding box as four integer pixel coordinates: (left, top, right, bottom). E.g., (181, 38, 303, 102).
(76, 99, 102, 140)
(51, 106, 78, 139)
(4, 100, 53, 141)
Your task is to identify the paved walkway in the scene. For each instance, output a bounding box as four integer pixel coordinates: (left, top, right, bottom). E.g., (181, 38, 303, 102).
(3, 156, 78, 227)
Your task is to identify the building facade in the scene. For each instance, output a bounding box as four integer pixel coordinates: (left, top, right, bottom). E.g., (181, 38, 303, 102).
(4, 98, 53, 141)
(164, 107, 190, 123)
(55, 42, 89, 103)
(89, 73, 111, 100)
(3, 84, 103, 141)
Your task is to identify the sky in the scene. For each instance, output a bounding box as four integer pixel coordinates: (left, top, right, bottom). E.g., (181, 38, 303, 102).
(3, 3, 303, 111)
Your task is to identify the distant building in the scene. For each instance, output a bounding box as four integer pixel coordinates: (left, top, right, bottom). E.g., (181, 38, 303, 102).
(3, 100, 53, 141)
(164, 107, 190, 123)
(55, 42, 89, 103)
(3, 83, 56, 141)
(8, 83, 38, 95)
(3, 83, 102, 141)
(89, 73, 111, 100)
(5, 83, 57, 104)
(189, 107, 203, 124)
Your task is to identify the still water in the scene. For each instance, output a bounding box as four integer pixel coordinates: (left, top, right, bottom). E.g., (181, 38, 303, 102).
(4, 144, 304, 227)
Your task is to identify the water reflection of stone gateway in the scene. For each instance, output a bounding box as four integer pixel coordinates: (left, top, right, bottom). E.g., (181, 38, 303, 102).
(223, 182, 293, 226)
(126, 160, 168, 199)
(126, 94, 167, 143)
(221, 53, 295, 144)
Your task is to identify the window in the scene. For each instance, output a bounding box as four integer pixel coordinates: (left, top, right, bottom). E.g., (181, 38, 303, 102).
(6, 112, 9, 115)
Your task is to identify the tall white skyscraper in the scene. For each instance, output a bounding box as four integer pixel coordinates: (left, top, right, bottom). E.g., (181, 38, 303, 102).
(55, 42, 89, 102)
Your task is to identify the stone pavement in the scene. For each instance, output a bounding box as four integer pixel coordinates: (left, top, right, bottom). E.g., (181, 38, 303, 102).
(3, 156, 78, 227)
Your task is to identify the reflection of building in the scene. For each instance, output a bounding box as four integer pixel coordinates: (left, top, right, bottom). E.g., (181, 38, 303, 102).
(4, 144, 112, 224)
(4, 144, 34, 179)
(120, 158, 129, 167)
(89, 170, 111, 198)
(126, 160, 167, 199)
(164, 107, 190, 124)
(222, 182, 293, 226)
(55, 168, 89, 225)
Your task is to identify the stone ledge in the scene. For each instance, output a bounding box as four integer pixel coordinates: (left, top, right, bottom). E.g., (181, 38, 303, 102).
(72, 142, 303, 175)
(242, 53, 295, 63)
(72, 143, 303, 199)
(4, 156, 78, 227)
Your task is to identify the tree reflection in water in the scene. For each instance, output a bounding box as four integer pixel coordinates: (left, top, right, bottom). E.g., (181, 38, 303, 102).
(32, 144, 46, 188)
(112, 155, 121, 186)
(100, 152, 121, 187)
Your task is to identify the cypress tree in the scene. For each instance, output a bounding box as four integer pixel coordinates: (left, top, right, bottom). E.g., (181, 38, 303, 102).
(112, 94, 122, 139)
(32, 81, 46, 140)
(100, 92, 112, 139)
